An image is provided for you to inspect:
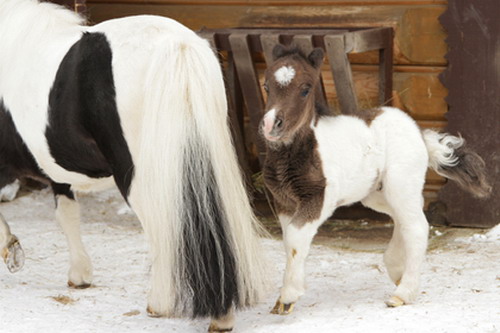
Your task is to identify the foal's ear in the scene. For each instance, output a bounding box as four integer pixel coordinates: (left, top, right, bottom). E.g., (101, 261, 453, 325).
(272, 44, 287, 60)
(308, 48, 324, 69)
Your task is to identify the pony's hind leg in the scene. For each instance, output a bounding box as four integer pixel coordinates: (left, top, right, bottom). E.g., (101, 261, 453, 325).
(208, 307, 235, 332)
(52, 183, 93, 288)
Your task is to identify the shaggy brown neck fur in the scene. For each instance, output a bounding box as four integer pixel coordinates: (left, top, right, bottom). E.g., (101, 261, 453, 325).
(263, 114, 326, 225)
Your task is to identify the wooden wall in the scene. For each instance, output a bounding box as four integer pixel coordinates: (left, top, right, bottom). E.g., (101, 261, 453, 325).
(86, 0, 449, 207)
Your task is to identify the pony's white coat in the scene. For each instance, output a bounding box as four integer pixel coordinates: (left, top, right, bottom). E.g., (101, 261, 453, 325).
(0, 0, 266, 319)
(0, 0, 93, 188)
(55, 195, 92, 287)
(0, 213, 12, 253)
(0, 180, 20, 202)
(274, 66, 296, 87)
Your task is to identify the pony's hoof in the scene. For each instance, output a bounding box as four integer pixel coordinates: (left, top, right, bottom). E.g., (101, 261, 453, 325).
(146, 305, 164, 318)
(270, 299, 295, 315)
(2, 236, 25, 273)
(67, 281, 91, 289)
(385, 296, 405, 307)
(207, 323, 233, 333)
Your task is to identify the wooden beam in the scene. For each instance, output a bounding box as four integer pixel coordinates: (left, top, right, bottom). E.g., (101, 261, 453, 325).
(228, 33, 267, 165)
(88, 0, 447, 6)
(87, 4, 446, 65)
(260, 34, 281, 66)
(378, 28, 393, 105)
(324, 34, 359, 114)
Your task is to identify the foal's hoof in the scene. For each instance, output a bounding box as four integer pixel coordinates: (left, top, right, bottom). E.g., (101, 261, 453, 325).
(67, 281, 91, 289)
(385, 296, 405, 307)
(2, 236, 25, 273)
(270, 300, 295, 315)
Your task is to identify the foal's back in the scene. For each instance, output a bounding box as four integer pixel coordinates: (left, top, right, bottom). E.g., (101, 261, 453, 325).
(313, 107, 428, 206)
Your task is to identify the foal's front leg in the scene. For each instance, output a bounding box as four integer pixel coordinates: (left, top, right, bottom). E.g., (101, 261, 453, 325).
(52, 183, 93, 288)
(272, 210, 326, 315)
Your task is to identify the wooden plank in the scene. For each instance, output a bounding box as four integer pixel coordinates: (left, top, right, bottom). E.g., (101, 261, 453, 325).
(89, 0, 447, 5)
(292, 35, 329, 108)
(324, 35, 359, 114)
(86, 4, 447, 65)
(260, 34, 281, 66)
(228, 33, 267, 165)
(344, 27, 390, 53)
(379, 28, 393, 105)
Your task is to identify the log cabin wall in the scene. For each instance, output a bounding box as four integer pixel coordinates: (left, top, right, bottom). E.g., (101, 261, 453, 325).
(86, 0, 449, 212)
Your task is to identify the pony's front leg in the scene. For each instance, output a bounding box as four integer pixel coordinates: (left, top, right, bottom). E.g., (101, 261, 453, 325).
(52, 183, 93, 288)
(271, 213, 324, 315)
(0, 213, 24, 273)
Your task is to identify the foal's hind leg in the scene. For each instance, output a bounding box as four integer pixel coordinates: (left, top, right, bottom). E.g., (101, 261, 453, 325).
(52, 183, 93, 288)
(382, 177, 429, 307)
(362, 192, 405, 286)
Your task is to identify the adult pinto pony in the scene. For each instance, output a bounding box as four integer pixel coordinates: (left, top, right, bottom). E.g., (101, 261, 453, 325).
(261, 45, 491, 314)
(0, 0, 266, 330)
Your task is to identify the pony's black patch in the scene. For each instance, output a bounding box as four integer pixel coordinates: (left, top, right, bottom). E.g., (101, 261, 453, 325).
(0, 101, 49, 187)
(51, 182, 75, 201)
(181, 148, 238, 318)
(46, 32, 134, 199)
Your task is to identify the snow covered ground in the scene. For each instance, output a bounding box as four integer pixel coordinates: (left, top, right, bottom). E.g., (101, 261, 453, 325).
(1, 188, 499, 333)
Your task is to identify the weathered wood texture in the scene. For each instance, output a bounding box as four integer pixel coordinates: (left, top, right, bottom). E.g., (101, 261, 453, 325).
(438, 1, 499, 228)
(87, 2, 447, 65)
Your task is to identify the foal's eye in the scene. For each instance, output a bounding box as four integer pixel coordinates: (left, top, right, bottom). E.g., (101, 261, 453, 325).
(301, 87, 311, 97)
(263, 84, 269, 93)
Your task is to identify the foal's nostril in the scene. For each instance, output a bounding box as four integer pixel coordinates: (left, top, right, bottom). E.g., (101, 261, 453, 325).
(275, 119, 283, 128)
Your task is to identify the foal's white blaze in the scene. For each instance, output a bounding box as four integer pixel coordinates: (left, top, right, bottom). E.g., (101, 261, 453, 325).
(263, 108, 278, 141)
(274, 66, 296, 87)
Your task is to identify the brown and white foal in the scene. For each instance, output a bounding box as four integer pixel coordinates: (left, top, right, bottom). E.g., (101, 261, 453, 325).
(261, 45, 491, 315)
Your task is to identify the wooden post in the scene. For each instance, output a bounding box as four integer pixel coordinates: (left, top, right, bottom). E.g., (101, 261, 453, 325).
(324, 35, 359, 115)
(228, 33, 267, 166)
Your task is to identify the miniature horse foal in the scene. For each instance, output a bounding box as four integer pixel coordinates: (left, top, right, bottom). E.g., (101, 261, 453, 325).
(261, 45, 491, 314)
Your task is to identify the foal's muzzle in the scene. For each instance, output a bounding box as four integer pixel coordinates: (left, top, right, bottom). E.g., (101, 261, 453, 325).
(261, 109, 283, 142)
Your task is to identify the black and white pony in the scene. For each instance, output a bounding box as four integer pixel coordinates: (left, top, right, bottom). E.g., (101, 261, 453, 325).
(0, 1, 266, 330)
(260, 45, 491, 314)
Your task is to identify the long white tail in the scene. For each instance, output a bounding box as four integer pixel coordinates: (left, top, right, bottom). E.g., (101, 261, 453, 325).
(129, 32, 267, 318)
(422, 129, 491, 198)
